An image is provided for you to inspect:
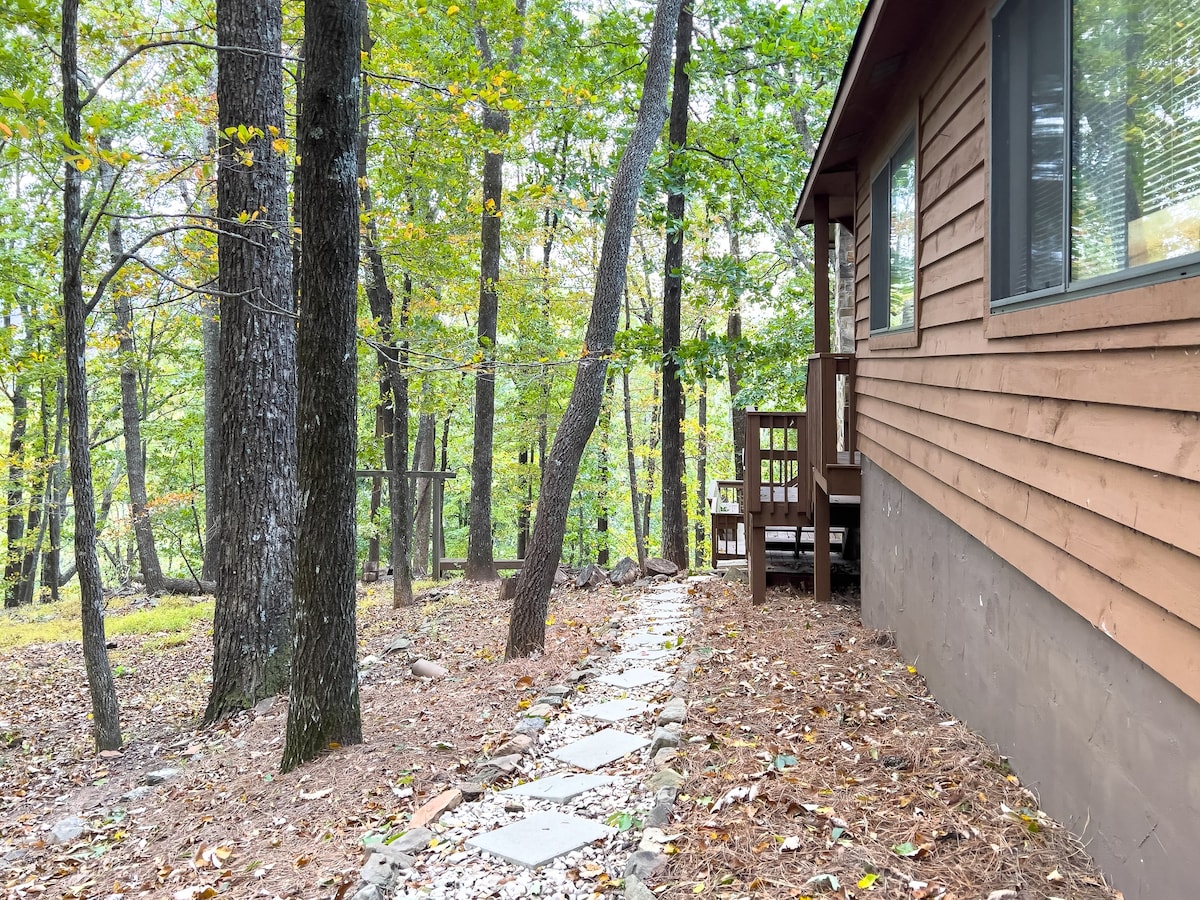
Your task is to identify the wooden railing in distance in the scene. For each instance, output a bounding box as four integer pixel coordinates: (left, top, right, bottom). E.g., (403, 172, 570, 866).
(708, 480, 744, 566)
(806, 353, 860, 496)
(745, 412, 810, 602)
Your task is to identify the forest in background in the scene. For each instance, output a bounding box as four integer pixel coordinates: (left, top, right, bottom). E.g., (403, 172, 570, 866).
(0, 0, 862, 610)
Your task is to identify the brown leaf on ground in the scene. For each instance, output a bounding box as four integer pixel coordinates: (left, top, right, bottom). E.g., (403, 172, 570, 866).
(656, 580, 1120, 900)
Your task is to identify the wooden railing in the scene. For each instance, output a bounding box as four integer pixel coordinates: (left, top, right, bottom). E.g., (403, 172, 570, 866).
(806, 353, 860, 496)
(744, 411, 810, 526)
(708, 480, 744, 566)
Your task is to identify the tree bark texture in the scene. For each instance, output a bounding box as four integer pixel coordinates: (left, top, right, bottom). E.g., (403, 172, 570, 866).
(412, 411, 435, 576)
(505, 0, 682, 658)
(660, 0, 692, 570)
(595, 372, 616, 566)
(694, 322, 707, 568)
(201, 121, 222, 585)
(205, 0, 297, 723)
(62, 0, 122, 751)
(281, 0, 363, 772)
(4, 383, 27, 607)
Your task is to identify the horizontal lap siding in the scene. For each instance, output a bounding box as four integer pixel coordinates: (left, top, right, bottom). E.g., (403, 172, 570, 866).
(853, 1, 1200, 702)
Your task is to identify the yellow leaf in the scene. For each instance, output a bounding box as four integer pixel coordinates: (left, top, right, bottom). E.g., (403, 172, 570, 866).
(73, 155, 92, 172)
(447, 3, 460, 12)
(516, 675, 534, 688)
(692, 884, 706, 894)
(907, 665, 917, 674)
(545, 614, 556, 626)
(517, 698, 531, 710)
(272, 138, 287, 153)
(0, 121, 11, 138)
(858, 873, 878, 889)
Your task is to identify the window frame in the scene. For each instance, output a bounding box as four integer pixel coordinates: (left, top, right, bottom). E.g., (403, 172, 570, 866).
(869, 128, 920, 340)
(990, 0, 1200, 312)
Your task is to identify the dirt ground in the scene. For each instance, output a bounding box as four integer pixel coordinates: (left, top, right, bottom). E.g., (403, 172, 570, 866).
(0, 577, 1121, 900)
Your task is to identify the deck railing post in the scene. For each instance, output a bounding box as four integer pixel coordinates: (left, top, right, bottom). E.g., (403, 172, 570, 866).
(814, 194, 831, 355)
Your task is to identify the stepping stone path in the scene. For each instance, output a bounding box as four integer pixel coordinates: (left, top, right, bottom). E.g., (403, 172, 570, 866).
(357, 578, 707, 900)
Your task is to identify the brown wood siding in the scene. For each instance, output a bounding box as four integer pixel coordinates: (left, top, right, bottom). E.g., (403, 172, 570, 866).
(850, 0, 1200, 703)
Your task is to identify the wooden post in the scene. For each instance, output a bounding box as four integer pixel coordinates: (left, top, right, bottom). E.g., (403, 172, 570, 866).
(432, 476, 445, 580)
(814, 482, 831, 602)
(814, 194, 831, 355)
(749, 516, 767, 604)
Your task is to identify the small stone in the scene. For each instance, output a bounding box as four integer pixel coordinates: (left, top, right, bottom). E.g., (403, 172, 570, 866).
(643, 558, 679, 576)
(541, 684, 570, 697)
(385, 827, 433, 853)
(514, 717, 546, 736)
(360, 852, 406, 888)
(351, 885, 385, 900)
(525, 703, 556, 719)
(986, 893, 1019, 900)
(645, 768, 685, 791)
(623, 850, 667, 880)
(492, 734, 534, 758)
(804, 874, 841, 893)
(359, 654, 381, 670)
(457, 781, 486, 801)
(643, 800, 673, 827)
(410, 659, 448, 678)
(384, 635, 411, 654)
(409, 789, 462, 829)
(651, 747, 679, 767)
(48, 817, 87, 845)
(608, 557, 639, 585)
(722, 565, 748, 583)
(624, 873, 657, 900)
(574, 563, 607, 589)
(143, 768, 181, 786)
(120, 786, 152, 802)
(657, 698, 687, 726)
(564, 669, 589, 684)
(533, 694, 564, 708)
(648, 726, 681, 757)
(488, 754, 522, 773)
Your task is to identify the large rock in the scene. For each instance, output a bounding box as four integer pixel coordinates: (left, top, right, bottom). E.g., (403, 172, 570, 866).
(608, 557, 639, 585)
(574, 563, 607, 589)
(48, 817, 87, 845)
(643, 558, 679, 577)
(657, 697, 688, 726)
(386, 827, 433, 853)
(648, 725, 681, 758)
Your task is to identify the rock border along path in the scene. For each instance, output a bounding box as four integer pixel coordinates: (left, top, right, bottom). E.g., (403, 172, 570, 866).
(352, 577, 706, 900)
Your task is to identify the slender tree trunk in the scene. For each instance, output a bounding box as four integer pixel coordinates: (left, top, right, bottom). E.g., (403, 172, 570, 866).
(595, 371, 615, 566)
(505, 0, 681, 658)
(62, 0, 121, 751)
(695, 324, 707, 568)
(660, 0, 692, 570)
(101, 145, 165, 594)
(622, 296, 647, 568)
(205, 0, 297, 723)
(412, 412, 435, 575)
(201, 117, 222, 585)
(42, 381, 65, 600)
(4, 382, 28, 608)
(282, 0, 363, 771)
(467, 6, 526, 582)
(392, 277, 412, 607)
(727, 222, 745, 481)
(516, 448, 531, 560)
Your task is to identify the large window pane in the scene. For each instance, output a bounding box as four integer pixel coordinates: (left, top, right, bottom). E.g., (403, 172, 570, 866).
(888, 139, 916, 329)
(1072, 0, 1200, 279)
(992, 0, 1067, 299)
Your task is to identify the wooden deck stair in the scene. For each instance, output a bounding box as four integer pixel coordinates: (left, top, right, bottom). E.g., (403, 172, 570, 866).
(709, 354, 861, 603)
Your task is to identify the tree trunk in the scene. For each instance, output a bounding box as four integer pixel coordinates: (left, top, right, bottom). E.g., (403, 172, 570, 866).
(62, 0, 121, 751)
(622, 296, 647, 569)
(505, 0, 682, 658)
(282, 0, 363, 772)
(412, 411, 435, 576)
(42, 382, 66, 601)
(467, 6, 526, 582)
(694, 323, 707, 569)
(660, 0, 692, 570)
(391, 276, 412, 607)
(726, 221, 745, 481)
(4, 381, 28, 608)
(102, 144, 165, 594)
(205, 0, 297, 723)
(595, 372, 615, 566)
(201, 117, 222, 585)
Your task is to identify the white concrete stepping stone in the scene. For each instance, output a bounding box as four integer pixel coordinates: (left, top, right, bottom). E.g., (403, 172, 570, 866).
(467, 810, 615, 868)
(501, 772, 613, 803)
(577, 698, 649, 722)
(622, 632, 676, 649)
(615, 648, 674, 664)
(600, 667, 669, 689)
(550, 727, 650, 770)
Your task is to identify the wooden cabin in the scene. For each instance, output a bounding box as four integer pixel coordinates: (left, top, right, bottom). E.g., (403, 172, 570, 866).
(793, 1, 1200, 897)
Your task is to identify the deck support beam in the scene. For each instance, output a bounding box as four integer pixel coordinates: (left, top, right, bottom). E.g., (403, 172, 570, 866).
(814, 194, 831, 355)
(814, 482, 831, 602)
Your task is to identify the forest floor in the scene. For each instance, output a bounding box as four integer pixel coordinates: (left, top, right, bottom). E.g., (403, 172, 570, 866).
(0, 577, 1121, 900)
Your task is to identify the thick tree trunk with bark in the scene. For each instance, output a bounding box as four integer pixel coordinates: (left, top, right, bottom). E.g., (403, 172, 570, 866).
(660, 0, 692, 570)
(204, 0, 296, 723)
(201, 122, 221, 585)
(63, 0, 121, 751)
(282, 0, 363, 771)
(506, 0, 682, 658)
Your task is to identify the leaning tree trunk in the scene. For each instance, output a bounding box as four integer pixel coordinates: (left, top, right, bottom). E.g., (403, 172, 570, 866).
(505, 0, 683, 658)
(281, 0, 363, 772)
(62, 0, 121, 751)
(659, 0, 692, 570)
(204, 0, 297, 723)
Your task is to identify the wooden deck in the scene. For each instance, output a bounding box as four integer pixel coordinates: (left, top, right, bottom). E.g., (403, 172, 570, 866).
(712, 355, 862, 602)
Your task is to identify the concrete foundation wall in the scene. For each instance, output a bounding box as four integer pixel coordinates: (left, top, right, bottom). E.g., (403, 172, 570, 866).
(860, 456, 1200, 900)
